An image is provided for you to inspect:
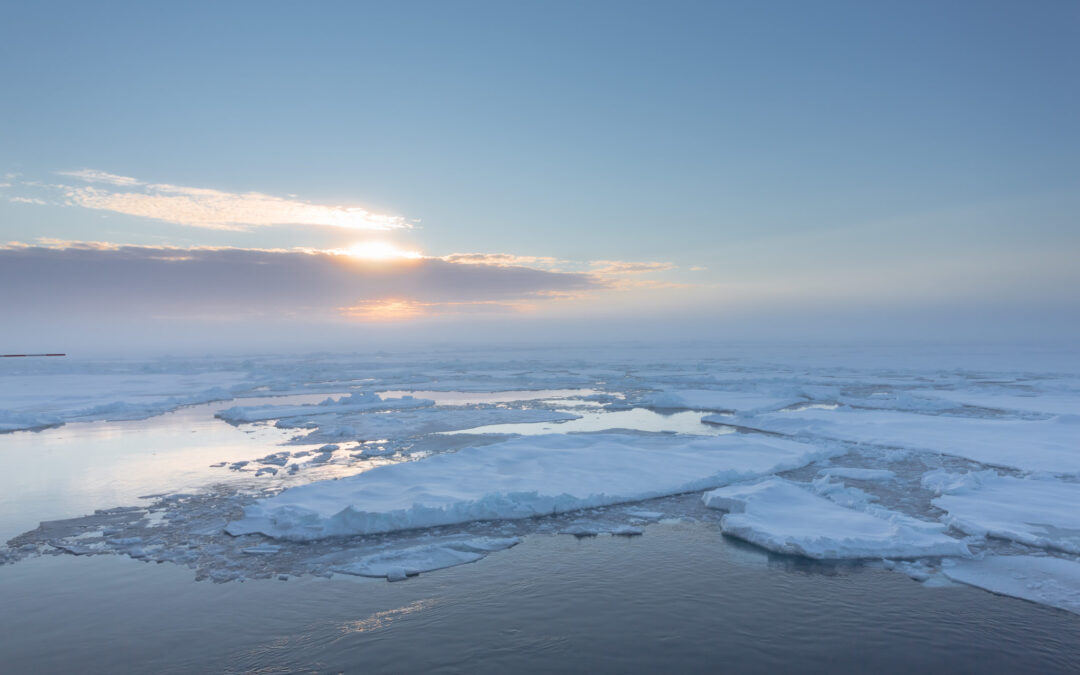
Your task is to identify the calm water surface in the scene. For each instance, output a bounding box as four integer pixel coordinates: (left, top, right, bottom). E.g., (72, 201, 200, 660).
(1, 524, 1078, 674)
(1, 395, 1078, 673)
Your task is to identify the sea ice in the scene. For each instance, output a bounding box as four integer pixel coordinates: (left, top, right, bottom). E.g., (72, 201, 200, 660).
(639, 389, 801, 413)
(753, 408, 1080, 475)
(330, 537, 520, 579)
(817, 467, 896, 481)
(226, 433, 837, 540)
(703, 477, 969, 559)
(216, 392, 434, 424)
(279, 407, 581, 442)
(922, 471, 1080, 553)
(942, 556, 1080, 615)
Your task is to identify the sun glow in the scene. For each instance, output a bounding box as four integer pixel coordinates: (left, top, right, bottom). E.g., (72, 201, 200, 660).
(342, 241, 423, 261)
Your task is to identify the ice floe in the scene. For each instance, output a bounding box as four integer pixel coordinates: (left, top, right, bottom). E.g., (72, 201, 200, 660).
(703, 477, 969, 559)
(278, 407, 581, 443)
(328, 537, 520, 580)
(638, 389, 801, 413)
(216, 392, 433, 424)
(922, 470, 1080, 553)
(817, 467, 896, 481)
(226, 433, 837, 540)
(942, 556, 1080, 615)
(754, 408, 1080, 475)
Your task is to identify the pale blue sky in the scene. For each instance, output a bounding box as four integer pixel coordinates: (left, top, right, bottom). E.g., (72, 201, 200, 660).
(1, 0, 1077, 346)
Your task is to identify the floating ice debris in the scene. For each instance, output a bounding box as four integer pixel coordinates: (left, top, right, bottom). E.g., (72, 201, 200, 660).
(560, 522, 603, 537)
(623, 509, 664, 520)
(817, 467, 896, 481)
(257, 452, 290, 466)
(611, 525, 644, 536)
(227, 433, 837, 540)
(241, 544, 281, 555)
(922, 470, 1080, 553)
(941, 556, 1080, 615)
(330, 537, 520, 580)
(703, 478, 969, 560)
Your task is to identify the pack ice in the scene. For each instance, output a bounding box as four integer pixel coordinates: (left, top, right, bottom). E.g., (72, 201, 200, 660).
(753, 409, 1080, 475)
(226, 433, 837, 540)
(703, 478, 969, 559)
(216, 392, 433, 424)
(923, 470, 1080, 553)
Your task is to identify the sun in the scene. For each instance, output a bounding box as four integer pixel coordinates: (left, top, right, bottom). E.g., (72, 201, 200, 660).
(342, 241, 423, 261)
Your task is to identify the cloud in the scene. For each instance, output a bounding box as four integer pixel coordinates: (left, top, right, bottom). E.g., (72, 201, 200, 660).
(45, 170, 410, 231)
(590, 260, 676, 275)
(57, 169, 143, 186)
(441, 252, 567, 271)
(7, 196, 46, 205)
(0, 242, 598, 324)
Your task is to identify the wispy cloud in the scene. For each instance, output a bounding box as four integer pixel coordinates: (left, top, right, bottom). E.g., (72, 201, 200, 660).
(34, 169, 411, 231)
(590, 260, 676, 275)
(441, 252, 567, 271)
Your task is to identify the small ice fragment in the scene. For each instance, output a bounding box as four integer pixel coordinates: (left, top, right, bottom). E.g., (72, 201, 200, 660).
(560, 523, 602, 537)
(611, 525, 644, 536)
(107, 537, 143, 546)
(242, 544, 281, 555)
(817, 467, 896, 481)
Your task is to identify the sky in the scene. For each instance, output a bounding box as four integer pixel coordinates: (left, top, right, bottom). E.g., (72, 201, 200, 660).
(1, 0, 1078, 352)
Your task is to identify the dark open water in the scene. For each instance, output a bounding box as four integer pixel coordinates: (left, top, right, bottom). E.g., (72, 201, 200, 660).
(1, 522, 1078, 674)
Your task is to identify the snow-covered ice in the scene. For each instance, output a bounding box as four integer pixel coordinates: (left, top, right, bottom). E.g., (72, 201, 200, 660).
(638, 389, 801, 413)
(4, 344, 1080, 611)
(922, 470, 1080, 553)
(216, 392, 434, 424)
(329, 537, 520, 580)
(703, 477, 969, 559)
(753, 408, 1080, 475)
(942, 556, 1080, 615)
(227, 433, 837, 540)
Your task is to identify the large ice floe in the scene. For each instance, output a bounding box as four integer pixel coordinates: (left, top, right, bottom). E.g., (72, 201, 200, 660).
(922, 470, 1080, 553)
(226, 433, 837, 540)
(752, 408, 1080, 475)
(702, 477, 969, 559)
